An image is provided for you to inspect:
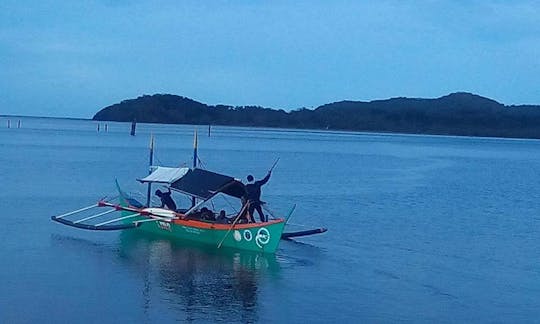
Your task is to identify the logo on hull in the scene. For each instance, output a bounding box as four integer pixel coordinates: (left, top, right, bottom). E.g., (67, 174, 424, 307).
(255, 228, 270, 248)
(157, 221, 172, 232)
(233, 230, 242, 242)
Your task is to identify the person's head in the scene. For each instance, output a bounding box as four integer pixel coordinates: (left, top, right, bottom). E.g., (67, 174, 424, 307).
(247, 175, 254, 182)
(155, 189, 162, 197)
(219, 210, 226, 217)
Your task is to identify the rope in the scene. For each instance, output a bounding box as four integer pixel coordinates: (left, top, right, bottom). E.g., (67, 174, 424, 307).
(153, 148, 164, 166)
(221, 195, 239, 214)
(260, 204, 313, 228)
(261, 204, 277, 219)
(100, 194, 119, 202)
(196, 156, 206, 169)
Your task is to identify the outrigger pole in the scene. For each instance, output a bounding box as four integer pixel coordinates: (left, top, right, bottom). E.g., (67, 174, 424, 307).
(146, 134, 154, 207)
(281, 228, 327, 239)
(53, 203, 98, 219)
(50, 201, 180, 231)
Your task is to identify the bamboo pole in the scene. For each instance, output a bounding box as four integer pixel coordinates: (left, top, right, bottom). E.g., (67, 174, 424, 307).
(217, 203, 248, 249)
(95, 213, 141, 227)
(53, 204, 98, 219)
(73, 209, 116, 224)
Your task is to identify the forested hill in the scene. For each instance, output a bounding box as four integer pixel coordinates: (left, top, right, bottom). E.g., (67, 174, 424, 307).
(92, 92, 540, 139)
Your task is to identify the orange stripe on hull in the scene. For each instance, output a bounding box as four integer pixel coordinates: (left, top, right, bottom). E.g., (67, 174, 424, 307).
(171, 218, 284, 230)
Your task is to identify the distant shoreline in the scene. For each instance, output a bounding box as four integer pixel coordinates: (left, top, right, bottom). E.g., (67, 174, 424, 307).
(5, 114, 540, 142)
(0, 114, 89, 121)
(91, 92, 540, 140)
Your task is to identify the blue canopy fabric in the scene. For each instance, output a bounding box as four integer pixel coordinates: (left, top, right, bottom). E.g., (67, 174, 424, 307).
(170, 168, 246, 200)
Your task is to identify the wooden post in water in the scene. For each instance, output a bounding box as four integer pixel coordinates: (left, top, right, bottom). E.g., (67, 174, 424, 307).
(130, 120, 136, 136)
(104, 123, 108, 132)
(7, 119, 10, 128)
(208, 124, 211, 137)
(17, 120, 21, 128)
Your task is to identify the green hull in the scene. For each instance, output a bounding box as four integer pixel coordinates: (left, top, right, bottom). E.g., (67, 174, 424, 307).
(133, 217, 285, 253)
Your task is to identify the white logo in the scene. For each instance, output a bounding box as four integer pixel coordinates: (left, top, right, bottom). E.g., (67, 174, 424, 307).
(157, 221, 171, 232)
(255, 228, 270, 248)
(233, 230, 242, 242)
(243, 230, 253, 241)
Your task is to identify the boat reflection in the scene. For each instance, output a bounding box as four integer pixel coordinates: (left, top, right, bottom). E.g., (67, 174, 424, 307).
(117, 230, 280, 322)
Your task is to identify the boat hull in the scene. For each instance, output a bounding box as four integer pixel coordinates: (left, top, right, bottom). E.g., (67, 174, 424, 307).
(133, 217, 285, 253)
(116, 181, 285, 253)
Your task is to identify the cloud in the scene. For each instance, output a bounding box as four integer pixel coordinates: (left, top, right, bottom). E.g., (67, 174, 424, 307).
(0, 1, 539, 117)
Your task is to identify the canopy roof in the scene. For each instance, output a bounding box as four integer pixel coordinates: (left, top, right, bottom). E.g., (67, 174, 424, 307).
(138, 166, 189, 184)
(139, 167, 245, 200)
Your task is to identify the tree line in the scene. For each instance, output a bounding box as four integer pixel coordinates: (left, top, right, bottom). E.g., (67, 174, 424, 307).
(92, 92, 540, 139)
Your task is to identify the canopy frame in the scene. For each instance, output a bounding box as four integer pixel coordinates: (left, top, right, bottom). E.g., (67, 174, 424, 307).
(140, 167, 246, 201)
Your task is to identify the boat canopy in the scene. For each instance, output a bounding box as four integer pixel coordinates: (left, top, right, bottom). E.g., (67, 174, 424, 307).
(138, 166, 190, 184)
(139, 167, 246, 200)
(171, 168, 246, 200)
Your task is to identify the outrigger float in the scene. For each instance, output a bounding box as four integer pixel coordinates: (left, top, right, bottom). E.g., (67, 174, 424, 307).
(51, 133, 326, 253)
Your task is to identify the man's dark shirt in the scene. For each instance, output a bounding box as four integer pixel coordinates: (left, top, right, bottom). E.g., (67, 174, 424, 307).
(245, 173, 271, 203)
(160, 192, 177, 211)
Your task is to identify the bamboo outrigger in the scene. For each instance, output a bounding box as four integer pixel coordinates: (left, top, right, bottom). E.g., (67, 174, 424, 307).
(51, 133, 326, 253)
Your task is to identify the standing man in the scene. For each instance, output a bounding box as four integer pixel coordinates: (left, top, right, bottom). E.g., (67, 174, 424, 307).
(155, 188, 177, 211)
(244, 171, 271, 222)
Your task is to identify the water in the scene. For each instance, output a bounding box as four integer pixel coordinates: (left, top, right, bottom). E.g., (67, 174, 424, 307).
(2, 117, 540, 323)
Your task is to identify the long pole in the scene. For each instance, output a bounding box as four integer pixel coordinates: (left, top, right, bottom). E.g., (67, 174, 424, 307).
(146, 134, 154, 207)
(192, 129, 198, 207)
(217, 203, 248, 249)
(269, 157, 280, 172)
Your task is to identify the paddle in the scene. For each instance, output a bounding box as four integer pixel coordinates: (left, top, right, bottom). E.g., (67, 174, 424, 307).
(217, 203, 248, 249)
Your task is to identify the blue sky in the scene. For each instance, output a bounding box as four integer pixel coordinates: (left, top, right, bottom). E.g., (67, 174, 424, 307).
(1, 1, 539, 118)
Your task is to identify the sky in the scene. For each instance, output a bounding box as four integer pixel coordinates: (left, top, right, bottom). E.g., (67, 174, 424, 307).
(1, 1, 539, 118)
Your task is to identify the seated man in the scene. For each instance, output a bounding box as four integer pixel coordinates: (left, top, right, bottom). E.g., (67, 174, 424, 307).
(237, 204, 254, 224)
(200, 207, 215, 221)
(155, 188, 177, 211)
(216, 210, 231, 224)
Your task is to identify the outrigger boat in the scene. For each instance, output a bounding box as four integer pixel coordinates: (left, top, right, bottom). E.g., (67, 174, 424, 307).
(52, 133, 326, 253)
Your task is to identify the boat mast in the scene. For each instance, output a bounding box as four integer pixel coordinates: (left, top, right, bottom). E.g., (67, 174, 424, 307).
(146, 134, 154, 207)
(192, 129, 198, 207)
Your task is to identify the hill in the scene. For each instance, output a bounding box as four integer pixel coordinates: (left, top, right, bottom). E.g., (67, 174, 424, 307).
(93, 92, 540, 139)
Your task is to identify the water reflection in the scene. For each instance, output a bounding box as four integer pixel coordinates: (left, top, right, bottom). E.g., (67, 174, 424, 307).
(50, 232, 280, 322)
(117, 231, 279, 322)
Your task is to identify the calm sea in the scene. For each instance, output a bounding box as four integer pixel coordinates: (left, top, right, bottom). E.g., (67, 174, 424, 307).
(1, 117, 540, 323)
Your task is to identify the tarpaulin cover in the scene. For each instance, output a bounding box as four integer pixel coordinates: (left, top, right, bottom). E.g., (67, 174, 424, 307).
(138, 166, 190, 184)
(171, 168, 246, 200)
